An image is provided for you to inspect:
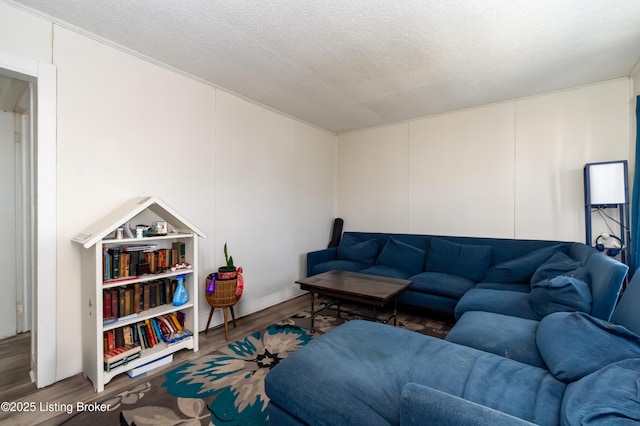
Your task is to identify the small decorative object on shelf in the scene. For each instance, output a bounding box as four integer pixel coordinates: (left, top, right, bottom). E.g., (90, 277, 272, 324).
(72, 196, 206, 392)
(172, 274, 188, 306)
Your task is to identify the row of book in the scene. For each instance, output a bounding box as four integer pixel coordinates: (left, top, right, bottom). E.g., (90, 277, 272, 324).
(103, 312, 192, 372)
(103, 242, 186, 282)
(103, 345, 141, 372)
(103, 279, 181, 320)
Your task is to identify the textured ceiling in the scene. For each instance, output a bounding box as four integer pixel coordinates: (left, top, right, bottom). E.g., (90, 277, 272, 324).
(8, 0, 640, 133)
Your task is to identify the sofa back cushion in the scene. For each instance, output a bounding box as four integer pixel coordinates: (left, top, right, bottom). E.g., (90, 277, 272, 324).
(425, 238, 493, 282)
(536, 311, 640, 382)
(609, 269, 640, 335)
(483, 244, 566, 283)
(376, 236, 426, 275)
(529, 274, 592, 320)
(584, 252, 628, 321)
(561, 359, 640, 425)
(530, 252, 581, 285)
(337, 234, 378, 264)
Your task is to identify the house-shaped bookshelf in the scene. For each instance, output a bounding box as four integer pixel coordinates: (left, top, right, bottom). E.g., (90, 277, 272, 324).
(73, 196, 206, 392)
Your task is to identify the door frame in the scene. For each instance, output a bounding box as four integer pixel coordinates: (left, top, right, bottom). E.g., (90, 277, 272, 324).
(0, 48, 57, 388)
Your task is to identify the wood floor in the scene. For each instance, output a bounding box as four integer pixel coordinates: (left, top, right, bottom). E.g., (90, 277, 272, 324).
(0, 295, 310, 426)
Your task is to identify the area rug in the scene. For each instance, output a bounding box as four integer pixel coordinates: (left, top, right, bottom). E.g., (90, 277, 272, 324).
(61, 303, 452, 426)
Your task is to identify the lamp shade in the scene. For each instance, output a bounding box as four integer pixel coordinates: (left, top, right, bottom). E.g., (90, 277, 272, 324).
(585, 161, 628, 205)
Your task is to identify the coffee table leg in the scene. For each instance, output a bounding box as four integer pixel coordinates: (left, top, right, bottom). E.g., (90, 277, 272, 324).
(393, 299, 398, 326)
(310, 292, 316, 333)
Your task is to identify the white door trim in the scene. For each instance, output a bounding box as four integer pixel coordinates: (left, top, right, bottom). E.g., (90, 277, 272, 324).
(0, 49, 57, 388)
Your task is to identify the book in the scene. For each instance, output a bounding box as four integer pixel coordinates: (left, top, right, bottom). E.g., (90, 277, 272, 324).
(134, 283, 141, 314)
(155, 281, 162, 307)
(176, 311, 186, 328)
(120, 251, 131, 277)
(172, 242, 185, 264)
(110, 289, 119, 318)
(144, 319, 156, 346)
(104, 348, 141, 372)
(104, 353, 140, 372)
(103, 290, 113, 320)
(103, 248, 111, 281)
(118, 287, 126, 318)
(130, 250, 141, 272)
(104, 330, 115, 352)
(124, 287, 133, 316)
(143, 282, 150, 311)
(149, 282, 157, 309)
(123, 326, 132, 346)
(104, 344, 141, 362)
(110, 247, 121, 279)
(136, 323, 146, 349)
(168, 313, 183, 331)
(114, 327, 125, 348)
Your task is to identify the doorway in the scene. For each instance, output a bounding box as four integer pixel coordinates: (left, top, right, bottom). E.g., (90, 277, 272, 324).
(0, 49, 57, 389)
(0, 74, 32, 340)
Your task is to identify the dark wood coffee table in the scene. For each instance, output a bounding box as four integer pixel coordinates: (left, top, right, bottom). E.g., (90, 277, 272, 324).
(295, 270, 412, 332)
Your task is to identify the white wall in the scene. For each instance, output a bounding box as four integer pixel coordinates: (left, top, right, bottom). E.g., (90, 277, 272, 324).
(632, 65, 640, 96)
(0, 2, 337, 384)
(0, 2, 51, 64)
(409, 103, 516, 237)
(0, 111, 16, 339)
(214, 90, 336, 319)
(338, 123, 409, 232)
(515, 79, 630, 241)
(338, 79, 632, 243)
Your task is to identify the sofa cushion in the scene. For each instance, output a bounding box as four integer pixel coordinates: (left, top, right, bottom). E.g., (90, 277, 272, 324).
(310, 259, 370, 275)
(446, 311, 546, 368)
(484, 244, 566, 283)
(337, 234, 379, 264)
(400, 383, 536, 426)
(474, 282, 530, 293)
(530, 252, 581, 285)
(529, 275, 591, 320)
(265, 321, 566, 426)
(409, 272, 474, 299)
(454, 289, 537, 320)
(359, 264, 413, 280)
(536, 311, 640, 382)
(561, 359, 640, 425)
(376, 236, 426, 276)
(425, 238, 493, 282)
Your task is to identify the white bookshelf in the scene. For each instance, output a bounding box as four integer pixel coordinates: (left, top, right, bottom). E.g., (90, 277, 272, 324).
(73, 196, 206, 392)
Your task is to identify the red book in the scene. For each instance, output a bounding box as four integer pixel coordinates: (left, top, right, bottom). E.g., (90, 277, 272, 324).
(103, 290, 112, 320)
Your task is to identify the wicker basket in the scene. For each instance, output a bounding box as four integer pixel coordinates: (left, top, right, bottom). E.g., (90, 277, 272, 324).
(206, 277, 238, 307)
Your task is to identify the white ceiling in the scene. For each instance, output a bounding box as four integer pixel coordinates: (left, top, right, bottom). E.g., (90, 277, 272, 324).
(8, 0, 640, 133)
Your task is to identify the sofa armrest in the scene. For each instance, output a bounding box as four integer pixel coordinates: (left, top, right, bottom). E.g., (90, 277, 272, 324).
(400, 383, 536, 426)
(306, 247, 337, 277)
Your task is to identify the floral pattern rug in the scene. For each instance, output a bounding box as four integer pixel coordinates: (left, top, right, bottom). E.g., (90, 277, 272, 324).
(61, 302, 452, 426)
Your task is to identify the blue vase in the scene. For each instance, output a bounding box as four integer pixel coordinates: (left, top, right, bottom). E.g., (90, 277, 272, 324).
(173, 274, 188, 306)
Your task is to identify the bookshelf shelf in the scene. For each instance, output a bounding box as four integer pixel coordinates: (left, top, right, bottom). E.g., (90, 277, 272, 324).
(102, 268, 194, 289)
(102, 302, 195, 331)
(73, 196, 206, 392)
(103, 337, 194, 385)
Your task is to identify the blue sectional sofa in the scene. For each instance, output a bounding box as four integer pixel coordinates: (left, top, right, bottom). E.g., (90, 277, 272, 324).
(307, 232, 628, 320)
(264, 231, 635, 425)
(265, 269, 640, 425)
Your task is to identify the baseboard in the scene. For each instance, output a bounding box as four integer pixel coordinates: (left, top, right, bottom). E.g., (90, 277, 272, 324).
(198, 284, 305, 332)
